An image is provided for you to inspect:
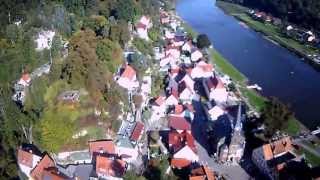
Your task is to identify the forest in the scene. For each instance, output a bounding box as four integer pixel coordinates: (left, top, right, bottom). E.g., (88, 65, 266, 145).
(220, 0, 320, 31)
(0, 0, 160, 179)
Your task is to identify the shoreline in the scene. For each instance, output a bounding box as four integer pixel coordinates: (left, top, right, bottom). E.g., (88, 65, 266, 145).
(216, 1, 320, 70)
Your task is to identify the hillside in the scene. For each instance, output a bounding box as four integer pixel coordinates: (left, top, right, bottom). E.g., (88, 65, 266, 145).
(0, 0, 160, 178)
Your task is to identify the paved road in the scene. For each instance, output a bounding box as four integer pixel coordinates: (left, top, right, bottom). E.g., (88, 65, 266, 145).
(196, 141, 249, 180)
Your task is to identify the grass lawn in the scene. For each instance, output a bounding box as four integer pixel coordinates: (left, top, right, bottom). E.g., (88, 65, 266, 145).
(304, 150, 320, 167)
(216, 1, 319, 56)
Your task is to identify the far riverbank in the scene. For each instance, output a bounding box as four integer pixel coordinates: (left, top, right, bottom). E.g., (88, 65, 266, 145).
(216, 0, 320, 69)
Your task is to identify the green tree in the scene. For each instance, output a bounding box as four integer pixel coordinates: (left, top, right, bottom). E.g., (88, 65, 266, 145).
(96, 39, 123, 73)
(196, 34, 211, 49)
(116, 0, 141, 22)
(261, 97, 294, 138)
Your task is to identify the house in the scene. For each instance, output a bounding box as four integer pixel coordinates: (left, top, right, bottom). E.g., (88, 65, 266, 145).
(115, 137, 139, 163)
(169, 104, 195, 121)
(191, 48, 203, 62)
(165, 30, 175, 40)
(207, 105, 225, 121)
(166, 87, 179, 106)
(171, 34, 185, 47)
(168, 116, 191, 133)
(89, 140, 115, 155)
(160, 11, 170, 24)
(178, 81, 194, 102)
(180, 74, 195, 92)
(182, 41, 193, 53)
(136, 16, 152, 40)
(210, 86, 228, 104)
(252, 137, 300, 180)
(35, 30, 55, 51)
(191, 61, 214, 79)
(165, 45, 181, 59)
(18, 73, 31, 87)
(160, 54, 177, 67)
(116, 65, 139, 91)
(95, 155, 126, 179)
(30, 154, 56, 180)
(130, 122, 144, 142)
(189, 166, 216, 180)
(169, 130, 198, 169)
(17, 148, 42, 177)
(42, 167, 70, 180)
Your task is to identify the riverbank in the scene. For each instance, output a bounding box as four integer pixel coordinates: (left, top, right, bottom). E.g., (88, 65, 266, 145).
(179, 19, 303, 135)
(216, 1, 320, 67)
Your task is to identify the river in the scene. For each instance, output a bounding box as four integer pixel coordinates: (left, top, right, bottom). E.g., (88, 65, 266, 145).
(176, 0, 320, 129)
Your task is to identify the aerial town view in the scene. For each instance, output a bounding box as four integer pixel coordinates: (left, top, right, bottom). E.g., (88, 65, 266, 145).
(1, 0, 320, 180)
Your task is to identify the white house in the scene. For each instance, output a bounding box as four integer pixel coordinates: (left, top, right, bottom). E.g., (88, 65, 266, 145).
(165, 46, 181, 59)
(210, 88, 229, 104)
(166, 88, 179, 106)
(35, 30, 55, 51)
(116, 65, 139, 91)
(180, 74, 194, 92)
(17, 149, 42, 177)
(191, 61, 214, 79)
(160, 54, 177, 67)
(208, 105, 225, 121)
(173, 146, 199, 162)
(18, 73, 31, 87)
(136, 16, 152, 40)
(165, 30, 175, 40)
(191, 48, 203, 62)
(182, 41, 193, 53)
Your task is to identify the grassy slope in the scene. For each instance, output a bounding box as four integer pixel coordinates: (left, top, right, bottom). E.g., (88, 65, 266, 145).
(216, 1, 319, 56)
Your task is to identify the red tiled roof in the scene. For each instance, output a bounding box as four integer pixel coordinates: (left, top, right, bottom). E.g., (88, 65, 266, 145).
(42, 167, 68, 180)
(136, 22, 147, 30)
(175, 104, 184, 114)
(30, 154, 55, 180)
(89, 140, 115, 155)
(168, 116, 191, 131)
(169, 130, 196, 153)
(155, 96, 165, 106)
(18, 149, 33, 168)
(170, 67, 180, 75)
(190, 166, 215, 180)
(171, 158, 191, 168)
(171, 87, 179, 98)
(121, 65, 136, 80)
(197, 61, 213, 72)
(216, 78, 225, 89)
(96, 156, 126, 177)
(22, 73, 31, 82)
(130, 122, 144, 141)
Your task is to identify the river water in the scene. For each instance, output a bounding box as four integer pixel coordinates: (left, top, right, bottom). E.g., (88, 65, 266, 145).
(176, 0, 320, 129)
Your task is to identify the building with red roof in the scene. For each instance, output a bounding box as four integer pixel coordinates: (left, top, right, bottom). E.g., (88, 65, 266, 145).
(168, 116, 191, 132)
(189, 166, 216, 180)
(18, 73, 31, 87)
(168, 130, 198, 169)
(89, 140, 115, 155)
(30, 154, 55, 180)
(130, 122, 144, 142)
(116, 65, 139, 91)
(17, 148, 42, 178)
(95, 155, 126, 179)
